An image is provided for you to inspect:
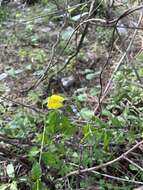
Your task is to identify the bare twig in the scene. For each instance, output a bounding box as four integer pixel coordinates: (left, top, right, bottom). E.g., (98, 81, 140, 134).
(55, 140, 143, 181)
(26, 0, 99, 91)
(66, 162, 143, 185)
(0, 133, 35, 146)
(94, 11, 143, 112)
(24, 23, 65, 91)
(124, 156, 143, 172)
(14, 3, 143, 93)
(0, 96, 43, 113)
(91, 170, 143, 185)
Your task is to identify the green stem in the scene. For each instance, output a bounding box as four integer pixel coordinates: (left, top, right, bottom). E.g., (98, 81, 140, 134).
(39, 124, 46, 165)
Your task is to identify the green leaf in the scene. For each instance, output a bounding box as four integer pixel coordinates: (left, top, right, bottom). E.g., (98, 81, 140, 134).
(136, 52, 143, 61)
(32, 179, 42, 190)
(25, 64, 32, 70)
(72, 152, 79, 158)
(28, 146, 39, 157)
(111, 117, 122, 127)
(129, 164, 138, 171)
(31, 162, 42, 181)
(10, 181, 17, 190)
(61, 27, 74, 40)
(83, 69, 94, 74)
(94, 116, 107, 128)
(90, 88, 98, 96)
(0, 184, 9, 190)
(102, 110, 112, 117)
(31, 35, 39, 45)
(77, 94, 88, 102)
(38, 132, 49, 145)
(82, 125, 93, 140)
(0, 82, 7, 94)
(86, 71, 100, 80)
(27, 91, 40, 104)
(47, 111, 60, 133)
(60, 116, 76, 136)
(71, 12, 88, 21)
(29, 49, 47, 63)
(42, 152, 57, 166)
(104, 131, 109, 151)
(0, 104, 5, 113)
(5, 67, 15, 77)
(80, 108, 94, 120)
(6, 163, 15, 178)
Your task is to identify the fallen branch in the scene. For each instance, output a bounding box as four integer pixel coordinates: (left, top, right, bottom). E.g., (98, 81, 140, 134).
(55, 140, 143, 182)
(0, 96, 43, 113)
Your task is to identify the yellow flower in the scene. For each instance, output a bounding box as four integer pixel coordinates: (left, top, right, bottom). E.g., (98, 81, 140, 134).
(47, 95, 65, 109)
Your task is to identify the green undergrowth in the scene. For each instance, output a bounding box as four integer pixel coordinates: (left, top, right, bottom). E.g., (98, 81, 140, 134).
(0, 1, 143, 190)
(0, 58, 143, 189)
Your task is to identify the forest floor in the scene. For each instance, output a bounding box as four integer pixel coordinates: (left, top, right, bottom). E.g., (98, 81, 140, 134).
(0, 1, 143, 190)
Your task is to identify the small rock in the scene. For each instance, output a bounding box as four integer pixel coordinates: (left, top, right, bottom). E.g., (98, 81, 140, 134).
(117, 23, 128, 36)
(70, 105, 77, 113)
(0, 73, 8, 81)
(38, 26, 51, 33)
(61, 75, 75, 88)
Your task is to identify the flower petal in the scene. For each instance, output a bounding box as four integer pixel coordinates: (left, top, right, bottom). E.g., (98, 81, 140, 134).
(47, 95, 65, 109)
